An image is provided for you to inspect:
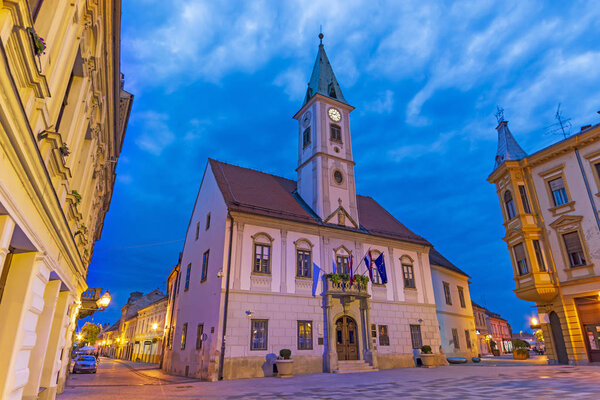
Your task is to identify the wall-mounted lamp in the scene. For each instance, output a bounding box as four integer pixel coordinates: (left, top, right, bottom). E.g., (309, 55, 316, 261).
(217, 269, 223, 278)
(245, 310, 254, 317)
(418, 319, 423, 324)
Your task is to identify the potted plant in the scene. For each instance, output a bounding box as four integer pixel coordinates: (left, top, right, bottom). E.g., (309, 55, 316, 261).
(490, 340, 500, 356)
(59, 144, 70, 157)
(420, 345, 436, 368)
(512, 339, 530, 360)
(26, 27, 46, 56)
(71, 190, 82, 205)
(276, 349, 293, 378)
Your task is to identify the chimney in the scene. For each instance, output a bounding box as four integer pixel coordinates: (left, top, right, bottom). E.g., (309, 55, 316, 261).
(581, 125, 592, 131)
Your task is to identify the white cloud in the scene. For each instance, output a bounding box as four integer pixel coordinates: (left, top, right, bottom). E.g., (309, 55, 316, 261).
(273, 67, 307, 100)
(364, 90, 394, 114)
(133, 111, 175, 155)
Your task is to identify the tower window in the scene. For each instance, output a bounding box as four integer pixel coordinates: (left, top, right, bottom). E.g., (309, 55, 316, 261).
(333, 170, 343, 184)
(328, 82, 337, 98)
(504, 190, 516, 220)
(330, 124, 342, 142)
(303, 127, 311, 148)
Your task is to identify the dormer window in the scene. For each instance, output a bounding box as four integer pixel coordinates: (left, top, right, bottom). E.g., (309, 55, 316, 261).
(303, 127, 311, 148)
(330, 124, 341, 142)
(328, 82, 337, 98)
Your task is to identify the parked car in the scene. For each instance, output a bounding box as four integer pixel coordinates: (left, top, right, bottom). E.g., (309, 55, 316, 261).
(73, 355, 97, 374)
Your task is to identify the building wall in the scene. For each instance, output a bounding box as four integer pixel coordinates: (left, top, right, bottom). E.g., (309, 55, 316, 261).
(430, 266, 477, 359)
(132, 299, 167, 363)
(472, 304, 490, 355)
(0, 2, 130, 399)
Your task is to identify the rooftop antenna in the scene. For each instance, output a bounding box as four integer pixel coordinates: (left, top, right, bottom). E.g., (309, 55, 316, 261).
(545, 103, 572, 139)
(319, 25, 323, 45)
(495, 105, 505, 124)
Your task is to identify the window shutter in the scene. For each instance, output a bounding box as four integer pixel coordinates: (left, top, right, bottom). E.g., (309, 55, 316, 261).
(514, 243, 526, 261)
(549, 177, 564, 191)
(563, 232, 583, 253)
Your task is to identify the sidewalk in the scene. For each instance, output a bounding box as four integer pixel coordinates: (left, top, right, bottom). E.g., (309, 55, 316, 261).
(479, 354, 548, 365)
(109, 358, 197, 383)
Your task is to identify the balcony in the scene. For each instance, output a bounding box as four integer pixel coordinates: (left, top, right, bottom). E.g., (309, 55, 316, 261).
(324, 274, 369, 299)
(514, 271, 558, 302)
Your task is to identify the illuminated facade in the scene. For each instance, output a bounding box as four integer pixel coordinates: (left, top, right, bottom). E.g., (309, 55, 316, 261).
(0, 2, 131, 399)
(488, 118, 600, 364)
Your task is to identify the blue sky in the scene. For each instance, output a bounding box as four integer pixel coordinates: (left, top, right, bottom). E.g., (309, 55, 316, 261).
(84, 0, 600, 332)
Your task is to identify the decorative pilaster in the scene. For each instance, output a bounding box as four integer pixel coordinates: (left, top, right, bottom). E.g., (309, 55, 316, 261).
(387, 246, 399, 301)
(324, 294, 338, 372)
(360, 298, 378, 368)
(232, 221, 244, 290)
(280, 229, 287, 293)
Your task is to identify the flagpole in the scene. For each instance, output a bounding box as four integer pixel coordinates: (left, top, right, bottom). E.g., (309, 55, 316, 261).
(352, 248, 373, 277)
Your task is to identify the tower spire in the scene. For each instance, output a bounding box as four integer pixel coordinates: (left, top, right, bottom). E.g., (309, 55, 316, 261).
(493, 109, 527, 171)
(303, 34, 348, 106)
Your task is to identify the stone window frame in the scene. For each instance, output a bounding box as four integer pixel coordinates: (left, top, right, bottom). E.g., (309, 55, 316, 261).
(330, 123, 342, 143)
(201, 250, 209, 282)
(333, 245, 352, 274)
(457, 286, 466, 308)
(400, 255, 415, 289)
(196, 323, 204, 350)
(512, 242, 530, 276)
(452, 328, 460, 349)
(465, 329, 472, 349)
(549, 215, 594, 275)
(297, 320, 313, 350)
(504, 190, 517, 220)
(250, 319, 268, 351)
(409, 324, 422, 349)
(294, 238, 314, 279)
(539, 164, 575, 216)
(251, 232, 274, 275)
(302, 126, 311, 148)
(583, 148, 600, 196)
(443, 281, 452, 305)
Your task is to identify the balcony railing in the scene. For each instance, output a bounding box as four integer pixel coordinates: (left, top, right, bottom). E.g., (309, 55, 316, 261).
(324, 274, 369, 297)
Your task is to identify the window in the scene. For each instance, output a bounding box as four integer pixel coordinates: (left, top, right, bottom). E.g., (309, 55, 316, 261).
(458, 286, 466, 308)
(563, 232, 586, 267)
(167, 327, 174, 349)
(184, 264, 191, 291)
(452, 328, 460, 349)
(303, 127, 311, 147)
(181, 323, 188, 350)
(532, 240, 546, 271)
(195, 222, 200, 240)
(513, 243, 529, 275)
(549, 177, 568, 206)
(333, 170, 343, 184)
(378, 325, 390, 346)
(205, 213, 211, 230)
(330, 124, 342, 142)
(336, 255, 349, 274)
(443, 282, 452, 305)
(250, 319, 268, 350)
(296, 249, 311, 278)
(465, 330, 471, 349)
(518, 185, 532, 214)
(297, 321, 313, 350)
(504, 191, 516, 220)
(254, 244, 271, 274)
(372, 266, 382, 285)
(196, 324, 204, 350)
(201, 250, 209, 282)
(410, 325, 422, 349)
(402, 264, 415, 288)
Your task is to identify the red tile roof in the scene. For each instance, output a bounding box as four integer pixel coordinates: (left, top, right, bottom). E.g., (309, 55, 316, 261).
(209, 159, 430, 246)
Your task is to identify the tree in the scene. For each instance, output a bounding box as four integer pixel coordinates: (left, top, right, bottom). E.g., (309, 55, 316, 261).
(80, 322, 102, 346)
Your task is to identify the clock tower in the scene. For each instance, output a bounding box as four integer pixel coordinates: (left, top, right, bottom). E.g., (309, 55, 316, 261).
(293, 34, 359, 228)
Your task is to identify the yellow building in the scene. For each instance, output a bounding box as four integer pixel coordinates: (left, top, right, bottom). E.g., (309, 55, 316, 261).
(0, 1, 131, 399)
(132, 296, 167, 363)
(488, 115, 600, 365)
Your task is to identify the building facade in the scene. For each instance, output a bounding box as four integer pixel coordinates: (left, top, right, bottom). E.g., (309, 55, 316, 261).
(0, 2, 131, 399)
(162, 38, 448, 381)
(489, 117, 600, 364)
(487, 311, 512, 354)
(429, 250, 478, 360)
(132, 297, 167, 363)
(471, 301, 490, 355)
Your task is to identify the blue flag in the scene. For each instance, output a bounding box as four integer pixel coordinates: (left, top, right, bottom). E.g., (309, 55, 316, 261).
(374, 253, 388, 284)
(312, 263, 323, 297)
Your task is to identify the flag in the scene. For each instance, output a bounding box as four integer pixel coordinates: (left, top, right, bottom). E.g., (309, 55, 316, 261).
(364, 251, 374, 282)
(332, 250, 337, 274)
(312, 263, 323, 297)
(349, 254, 354, 284)
(374, 253, 388, 284)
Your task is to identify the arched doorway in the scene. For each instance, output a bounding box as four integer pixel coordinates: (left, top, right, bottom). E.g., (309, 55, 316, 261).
(335, 315, 358, 360)
(550, 312, 568, 364)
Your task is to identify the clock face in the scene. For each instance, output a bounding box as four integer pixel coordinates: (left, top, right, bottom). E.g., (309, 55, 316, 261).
(302, 111, 311, 127)
(328, 107, 341, 122)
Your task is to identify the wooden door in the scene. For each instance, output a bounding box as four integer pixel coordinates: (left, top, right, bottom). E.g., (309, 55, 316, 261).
(335, 316, 358, 360)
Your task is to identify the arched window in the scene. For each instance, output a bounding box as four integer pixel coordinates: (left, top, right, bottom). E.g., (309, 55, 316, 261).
(295, 239, 313, 278)
(334, 246, 351, 274)
(252, 233, 274, 274)
(330, 124, 342, 142)
(400, 255, 415, 289)
(303, 127, 311, 148)
(504, 190, 516, 220)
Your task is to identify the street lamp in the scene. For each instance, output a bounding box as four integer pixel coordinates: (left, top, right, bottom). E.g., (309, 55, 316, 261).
(151, 322, 158, 331)
(76, 333, 83, 341)
(96, 291, 111, 309)
(530, 317, 541, 329)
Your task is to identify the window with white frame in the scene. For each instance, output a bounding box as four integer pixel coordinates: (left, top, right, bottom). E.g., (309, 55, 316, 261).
(549, 177, 568, 206)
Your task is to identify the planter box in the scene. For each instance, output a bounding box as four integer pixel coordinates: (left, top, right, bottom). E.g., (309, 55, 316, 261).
(276, 360, 294, 378)
(420, 354, 436, 368)
(492, 350, 500, 356)
(513, 350, 530, 360)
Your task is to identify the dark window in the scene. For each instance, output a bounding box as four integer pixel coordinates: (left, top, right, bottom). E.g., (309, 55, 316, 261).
(328, 82, 337, 98)
(402, 264, 415, 288)
(532, 240, 546, 271)
(196, 324, 204, 350)
(563, 232, 586, 267)
(378, 325, 390, 346)
(330, 124, 342, 142)
(201, 250, 209, 282)
(333, 170, 343, 184)
(410, 325, 422, 349)
(205, 213, 211, 230)
(254, 244, 271, 274)
(513, 243, 529, 275)
(336, 255, 349, 274)
(195, 222, 200, 240)
(167, 327, 174, 349)
(250, 319, 268, 350)
(443, 282, 452, 305)
(184, 264, 191, 291)
(549, 177, 568, 206)
(303, 127, 311, 148)
(465, 330, 472, 349)
(55, 71, 74, 133)
(298, 321, 313, 350)
(296, 249, 311, 278)
(458, 286, 466, 308)
(504, 190, 516, 220)
(452, 328, 460, 349)
(371, 324, 377, 338)
(181, 323, 187, 350)
(518, 185, 532, 213)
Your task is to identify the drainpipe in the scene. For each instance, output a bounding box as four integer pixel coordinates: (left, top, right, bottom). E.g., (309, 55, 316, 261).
(574, 148, 600, 232)
(218, 214, 234, 380)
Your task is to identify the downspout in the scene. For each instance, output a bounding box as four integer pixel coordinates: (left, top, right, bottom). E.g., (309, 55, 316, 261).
(574, 148, 600, 232)
(218, 214, 234, 380)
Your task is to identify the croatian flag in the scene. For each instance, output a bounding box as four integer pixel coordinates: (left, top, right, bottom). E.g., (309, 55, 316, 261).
(332, 250, 337, 274)
(374, 253, 388, 284)
(312, 263, 323, 297)
(364, 251, 374, 282)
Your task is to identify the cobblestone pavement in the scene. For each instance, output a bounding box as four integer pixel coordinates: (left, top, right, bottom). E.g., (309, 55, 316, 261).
(59, 358, 600, 399)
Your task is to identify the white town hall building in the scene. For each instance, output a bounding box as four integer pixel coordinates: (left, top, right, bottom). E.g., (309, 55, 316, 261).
(161, 36, 476, 380)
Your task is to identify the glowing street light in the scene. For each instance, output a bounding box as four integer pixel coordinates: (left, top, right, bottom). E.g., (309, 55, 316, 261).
(76, 333, 83, 341)
(96, 291, 111, 309)
(530, 316, 541, 329)
(151, 322, 158, 331)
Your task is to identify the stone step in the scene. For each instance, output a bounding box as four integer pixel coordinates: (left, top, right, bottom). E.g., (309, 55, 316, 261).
(334, 361, 378, 373)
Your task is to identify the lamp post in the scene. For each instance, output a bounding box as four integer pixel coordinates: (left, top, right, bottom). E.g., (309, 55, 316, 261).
(530, 317, 541, 330)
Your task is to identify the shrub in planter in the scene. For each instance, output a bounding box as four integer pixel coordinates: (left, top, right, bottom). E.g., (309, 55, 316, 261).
(420, 345, 436, 368)
(513, 348, 530, 360)
(26, 28, 46, 56)
(276, 349, 293, 378)
(279, 349, 291, 360)
(71, 190, 82, 205)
